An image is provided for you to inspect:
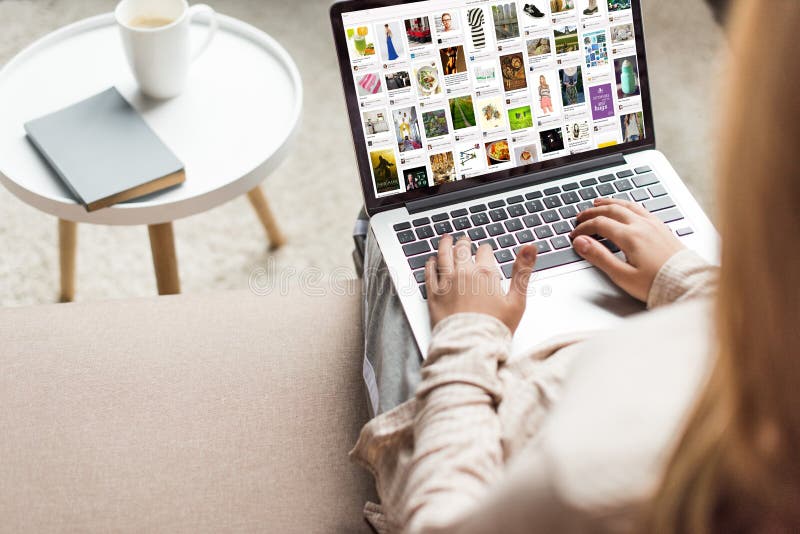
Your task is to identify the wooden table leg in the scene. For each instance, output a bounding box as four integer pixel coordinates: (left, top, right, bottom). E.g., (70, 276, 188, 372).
(58, 219, 77, 303)
(148, 222, 180, 295)
(247, 186, 286, 250)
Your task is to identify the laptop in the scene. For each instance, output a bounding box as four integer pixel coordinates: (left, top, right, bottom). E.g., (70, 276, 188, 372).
(330, 0, 718, 358)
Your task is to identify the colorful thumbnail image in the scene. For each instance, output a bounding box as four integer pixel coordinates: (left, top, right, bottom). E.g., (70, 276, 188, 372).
(355, 73, 382, 97)
(492, 3, 519, 40)
(466, 7, 487, 50)
(485, 139, 511, 166)
(507, 105, 533, 131)
(500, 52, 527, 92)
(589, 82, 614, 120)
(362, 108, 390, 135)
(553, 25, 579, 54)
(559, 66, 585, 106)
(473, 63, 497, 85)
(393, 107, 422, 152)
(607, 0, 631, 12)
(566, 120, 590, 142)
(405, 17, 432, 47)
(403, 166, 430, 190)
(534, 71, 561, 118)
(414, 64, 442, 97)
(346, 26, 375, 57)
(456, 142, 486, 174)
(583, 30, 608, 68)
(614, 55, 640, 98)
(377, 22, 405, 61)
(540, 127, 565, 154)
(435, 11, 459, 33)
(550, 0, 575, 14)
(579, 0, 600, 15)
(370, 149, 400, 193)
(610, 23, 635, 43)
(527, 37, 551, 57)
(385, 70, 411, 91)
(521, 1, 548, 19)
(430, 151, 457, 184)
(620, 111, 644, 142)
(477, 96, 505, 130)
(440, 46, 467, 75)
(449, 95, 477, 130)
(422, 109, 449, 138)
(514, 143, 538, 165)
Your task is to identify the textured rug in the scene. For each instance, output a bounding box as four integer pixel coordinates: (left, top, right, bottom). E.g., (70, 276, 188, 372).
(0, 0, 724, 307)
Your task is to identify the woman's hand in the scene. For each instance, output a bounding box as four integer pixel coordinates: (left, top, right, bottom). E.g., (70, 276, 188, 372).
(425, 235, 538, 333)
(570, 197, 685, 301)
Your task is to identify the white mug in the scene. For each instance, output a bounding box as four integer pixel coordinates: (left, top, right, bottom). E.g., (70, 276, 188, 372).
(116, 0, 218, 99)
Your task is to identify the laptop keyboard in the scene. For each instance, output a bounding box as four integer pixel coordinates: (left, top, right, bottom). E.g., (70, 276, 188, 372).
(394, 166, 693, 299)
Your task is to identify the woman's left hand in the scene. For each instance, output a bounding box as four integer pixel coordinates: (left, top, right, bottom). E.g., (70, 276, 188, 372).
(425, 235, 539, 333)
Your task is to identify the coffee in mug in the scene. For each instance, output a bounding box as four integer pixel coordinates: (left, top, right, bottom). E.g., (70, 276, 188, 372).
(128, 16, 175, 29)
(116, 0, 218, 99)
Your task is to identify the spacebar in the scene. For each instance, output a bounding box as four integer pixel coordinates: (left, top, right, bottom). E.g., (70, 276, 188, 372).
(533, 248, 584, 272)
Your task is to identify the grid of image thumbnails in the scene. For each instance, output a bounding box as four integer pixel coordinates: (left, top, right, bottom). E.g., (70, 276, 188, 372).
(344, 0, 645, 197)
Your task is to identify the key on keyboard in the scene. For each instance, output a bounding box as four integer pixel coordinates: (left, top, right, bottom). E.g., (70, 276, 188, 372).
(643, 195, 675, 212)
(487, 223, 504, 236)
(397, 228, 416, 244)
(505, 218, 523, 232)
(453, 217, 471, 230)
(468, 227, 487, 240)
(403, 241, 430, 256)
(416, 226, 435, 239)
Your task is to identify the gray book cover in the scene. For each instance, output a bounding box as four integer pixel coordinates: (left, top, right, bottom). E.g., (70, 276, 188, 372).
(24, 87, 185, 211)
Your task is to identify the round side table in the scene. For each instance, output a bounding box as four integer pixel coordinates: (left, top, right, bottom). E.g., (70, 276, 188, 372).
(0, 13, 302, 300)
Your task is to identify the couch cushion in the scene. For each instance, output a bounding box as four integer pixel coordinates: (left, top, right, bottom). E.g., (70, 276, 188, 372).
(0, 282, 375, 533)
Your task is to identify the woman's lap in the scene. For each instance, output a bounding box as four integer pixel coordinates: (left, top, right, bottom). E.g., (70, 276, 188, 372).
(362, 228, 423, 417)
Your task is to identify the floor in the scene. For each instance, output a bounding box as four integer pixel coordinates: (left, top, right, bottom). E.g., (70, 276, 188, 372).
(0, 0, 725, 307)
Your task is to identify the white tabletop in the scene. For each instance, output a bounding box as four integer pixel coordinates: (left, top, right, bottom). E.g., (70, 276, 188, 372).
(0, 13, 302, 225)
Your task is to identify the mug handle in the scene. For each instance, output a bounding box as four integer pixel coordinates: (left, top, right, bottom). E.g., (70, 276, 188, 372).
(188, 4, 218, 61)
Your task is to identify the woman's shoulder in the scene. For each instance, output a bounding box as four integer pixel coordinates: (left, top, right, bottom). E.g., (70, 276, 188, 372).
(533, 299, 715, 515)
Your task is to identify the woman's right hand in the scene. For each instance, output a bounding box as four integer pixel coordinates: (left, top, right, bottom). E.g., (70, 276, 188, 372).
(569, 197, 685, 302)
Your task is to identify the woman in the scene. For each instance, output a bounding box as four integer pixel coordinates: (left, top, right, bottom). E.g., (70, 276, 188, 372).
(538, 74, 554, 114)
(561, 67, 580, 105)
(623, 113, 641, 142)
(353, 1, 800, 532)
(385, 24, 399, 61)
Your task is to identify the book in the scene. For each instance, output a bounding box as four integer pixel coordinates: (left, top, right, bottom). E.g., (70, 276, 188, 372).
(24, 87, 185, 212)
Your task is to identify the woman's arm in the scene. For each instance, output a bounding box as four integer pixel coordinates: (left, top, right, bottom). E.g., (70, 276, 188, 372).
(401, 313, 510, 532)
(395, 236, 538, 532)
(395, 202, 716, 531)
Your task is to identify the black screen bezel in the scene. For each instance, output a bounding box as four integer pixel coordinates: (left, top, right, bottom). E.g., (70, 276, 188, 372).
(330, 0, 655, 216)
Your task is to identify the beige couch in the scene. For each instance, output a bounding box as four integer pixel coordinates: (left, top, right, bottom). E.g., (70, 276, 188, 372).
(0, 281, 376, 533)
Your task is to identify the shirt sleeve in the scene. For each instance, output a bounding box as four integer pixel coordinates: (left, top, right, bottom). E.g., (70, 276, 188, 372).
(398, 312, 511, 533)
(646, 249, 718, 310)
(398, 315, 591, 534)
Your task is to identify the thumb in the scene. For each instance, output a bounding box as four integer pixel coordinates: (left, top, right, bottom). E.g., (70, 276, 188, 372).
(572, 235, 633, 284)
(507, 244, 537, 307)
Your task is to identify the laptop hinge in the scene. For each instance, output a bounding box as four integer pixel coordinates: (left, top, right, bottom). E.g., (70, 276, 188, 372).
(406, 153, 626, 214)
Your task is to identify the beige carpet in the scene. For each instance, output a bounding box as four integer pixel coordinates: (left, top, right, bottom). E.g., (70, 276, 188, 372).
(0, 0, 725, 307)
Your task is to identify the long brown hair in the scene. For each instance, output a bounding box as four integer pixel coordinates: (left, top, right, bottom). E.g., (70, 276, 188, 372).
(649, 0, 800, 531)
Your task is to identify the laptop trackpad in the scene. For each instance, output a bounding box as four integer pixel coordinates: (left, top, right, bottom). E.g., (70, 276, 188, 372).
(512, 266, 644, 356)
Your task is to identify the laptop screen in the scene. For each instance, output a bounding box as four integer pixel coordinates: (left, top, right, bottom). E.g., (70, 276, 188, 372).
(331, 0, 654, 214)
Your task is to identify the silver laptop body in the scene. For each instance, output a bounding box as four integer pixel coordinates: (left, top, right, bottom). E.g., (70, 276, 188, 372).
(331, 0, 718, 358)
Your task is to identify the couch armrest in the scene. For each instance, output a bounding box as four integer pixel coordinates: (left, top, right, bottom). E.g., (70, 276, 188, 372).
(0, 281, 375, 533)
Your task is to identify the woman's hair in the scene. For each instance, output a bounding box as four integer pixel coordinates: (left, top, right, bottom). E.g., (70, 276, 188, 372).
(649, 0, 800, 531)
